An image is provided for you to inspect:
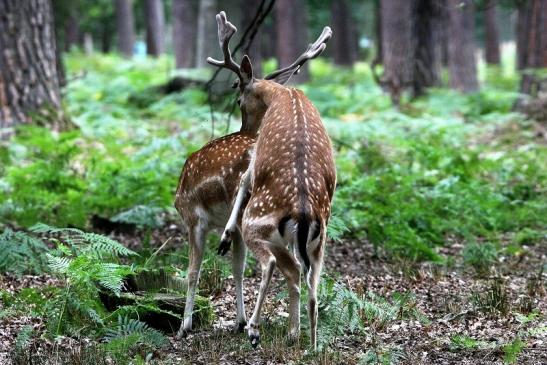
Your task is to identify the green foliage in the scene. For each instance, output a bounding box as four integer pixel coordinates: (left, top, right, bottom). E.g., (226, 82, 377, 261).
(0, 228, 49, 275)
(14, 325, 34, 353)
(313, 276, 428, 349)
(503, 338, 525, 364)
(1, 53, 546, 264)
(9, 224, 136, 337)
(463, 242, 498, 276)
(102, 315, 167, 362)
(360, 346, 405, 365)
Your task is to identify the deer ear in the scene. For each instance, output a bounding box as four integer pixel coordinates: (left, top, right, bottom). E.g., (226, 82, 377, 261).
(240, 55, 253, 83)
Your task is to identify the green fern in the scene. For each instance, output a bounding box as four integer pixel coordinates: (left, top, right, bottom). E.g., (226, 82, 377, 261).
(0, 228, 49, 275)
(105, 315, 168, 348)
(34, 224, 137, 337)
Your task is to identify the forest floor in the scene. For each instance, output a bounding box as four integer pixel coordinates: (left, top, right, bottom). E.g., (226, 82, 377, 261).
(1, 232, 545, 365)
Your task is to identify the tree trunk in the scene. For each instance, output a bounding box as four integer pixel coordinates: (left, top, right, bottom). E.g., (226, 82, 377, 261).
(115, 0, 135, 57)
(412, 0, 442, 96)
(447, 0, 478, 93)
(241, 0, 263, 76)
(516, 1, 531, 70)
(374, 0, 382, 64)
(195, 0, 219, 68)
(65, 8, 80, 52)
(275, 0, 309, 83)
(380, 0, 415, 104)
(331, 0, 355, 66)
(172, 0, 196, 68)
(517, 0, 547, 95)
(484, 0, 501, 65)
(145, 0, 165, 57)
(0, 0, 64, 136)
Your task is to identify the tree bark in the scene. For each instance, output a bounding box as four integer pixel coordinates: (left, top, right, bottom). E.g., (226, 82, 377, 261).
(380, 0, 415, 104)
(447, 0, 478, 93)
(374, 0, 382, 64)
(0, 0, 64, 135)
(172, 0, 196, 68)
(275, 0, 309, 83)
(516, 1, 531, 70)
(65, 8, 80, 52)
(484, 0, 501, 65)
(412, 0, 442, 96)
(331, 0, 355, 66)
(115, 0, 135, 57)
(517, 0, 547, 95)
(145, 0, 165, 57)
(241, 0, 263, 76)
(195, 0, 219, 68)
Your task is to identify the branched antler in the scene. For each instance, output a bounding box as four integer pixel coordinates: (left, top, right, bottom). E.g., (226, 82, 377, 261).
(265, 26, 333, 83)
(207, 11, 246, 84)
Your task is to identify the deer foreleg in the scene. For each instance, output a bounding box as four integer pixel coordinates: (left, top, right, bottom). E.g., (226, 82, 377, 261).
(218, 168, 251, 255)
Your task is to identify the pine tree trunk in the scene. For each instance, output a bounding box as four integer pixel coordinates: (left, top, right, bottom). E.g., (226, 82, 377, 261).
(517, 0, 547, 95)
(380, 0, 415, 104)
(484, 0, 501, 65)
(516, 1, 530, 70)
(447, 0, 478, 93)
(374, 0, 383, 64)
(413, 0, 442, 96)
(0, 0, 64, 136)
(65, 8, 80, 52)
(115, 0, 135, 57)
(195, 0, 219, 68)
(172, 0, 196, 68)
(331, 0, 355, 67)
(241, 0, 263, 76)
(275, 0, 309, 83)
(145, 0, 165, 57)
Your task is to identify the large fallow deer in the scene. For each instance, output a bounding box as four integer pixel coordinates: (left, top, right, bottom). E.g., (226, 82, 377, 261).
(216, 19, 336, 350)
(173, 11, 331, 339)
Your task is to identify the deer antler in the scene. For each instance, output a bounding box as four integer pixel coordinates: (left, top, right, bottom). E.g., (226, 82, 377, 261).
(207, 11, 245, 83)
(265, 26, 333, 83)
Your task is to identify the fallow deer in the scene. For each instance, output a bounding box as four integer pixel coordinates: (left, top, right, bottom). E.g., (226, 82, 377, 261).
(173, 11, 331, 339)
(215, 18, 336, 350)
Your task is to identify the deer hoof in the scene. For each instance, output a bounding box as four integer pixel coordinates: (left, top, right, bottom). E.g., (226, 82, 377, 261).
(235, 320, 247, 333)
(217, 239, 231, 256)
(217, 231, 232, 256)
(249, 333, 260, 348)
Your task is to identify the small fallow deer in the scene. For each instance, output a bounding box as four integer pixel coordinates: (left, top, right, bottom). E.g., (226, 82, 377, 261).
(216, 17, 336, 350)
(173, 11, 331, 339)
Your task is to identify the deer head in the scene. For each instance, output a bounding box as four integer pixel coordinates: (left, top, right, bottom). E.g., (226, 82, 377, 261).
(207, 11, 332, 133)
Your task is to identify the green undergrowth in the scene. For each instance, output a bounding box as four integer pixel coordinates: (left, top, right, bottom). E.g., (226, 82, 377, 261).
(0, 53, 545, 261)
(0, 225, 217, 363)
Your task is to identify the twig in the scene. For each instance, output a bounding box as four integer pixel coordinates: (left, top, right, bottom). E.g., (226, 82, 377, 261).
(204, 0, 276, 138)
(143, 236, 173, 268)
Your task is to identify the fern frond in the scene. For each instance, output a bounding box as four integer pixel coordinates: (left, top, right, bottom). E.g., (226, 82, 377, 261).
(46, 254, 72, 273)
(83, 233, 137, 258)
(105, 316, 167, 348)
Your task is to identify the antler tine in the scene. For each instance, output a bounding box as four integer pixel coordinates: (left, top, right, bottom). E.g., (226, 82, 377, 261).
(265, 26, 333, 81)
(207, 11, 243, 79)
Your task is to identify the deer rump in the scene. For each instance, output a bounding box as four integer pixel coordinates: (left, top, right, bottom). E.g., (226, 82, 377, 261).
(242, 88, 335, 277)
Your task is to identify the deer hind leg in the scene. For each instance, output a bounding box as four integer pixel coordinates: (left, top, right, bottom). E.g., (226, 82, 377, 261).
(307, 229, 326, 351)
(231, 229, 247, 332)
(244, 233, 276, 348)
(270, 245, 301, 342)
(176, 220, 207, 339)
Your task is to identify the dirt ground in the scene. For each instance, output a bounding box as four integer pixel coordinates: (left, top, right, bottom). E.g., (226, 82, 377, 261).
(1, 234, 545, 364)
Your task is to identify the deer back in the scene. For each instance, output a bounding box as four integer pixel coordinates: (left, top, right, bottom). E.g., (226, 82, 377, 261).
(247, 83, 336, 223)
(175, 132, 255, 224)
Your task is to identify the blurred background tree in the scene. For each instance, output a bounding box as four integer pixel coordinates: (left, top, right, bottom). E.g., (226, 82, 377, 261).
(2, 0, 546, 131)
